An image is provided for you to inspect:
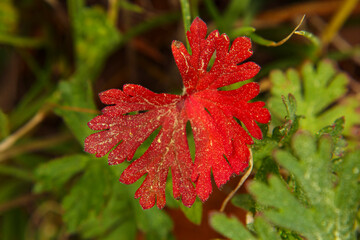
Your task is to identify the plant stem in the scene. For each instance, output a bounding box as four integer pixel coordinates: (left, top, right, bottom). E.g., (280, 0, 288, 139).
(108, 0, 119, 25)
(0, 108, 49, 153)
(179, 0, 191, 51)
(0, 165, 34, 181)
(0, 134, 72, 162)
(0, 34, 43, 48)
(220, 149, 253, 212)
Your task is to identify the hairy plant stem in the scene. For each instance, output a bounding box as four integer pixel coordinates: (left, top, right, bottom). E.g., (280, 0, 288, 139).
(220, 149, 253, 212)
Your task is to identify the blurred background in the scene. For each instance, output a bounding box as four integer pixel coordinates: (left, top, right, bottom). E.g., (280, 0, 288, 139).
(0, 0, 359, 239)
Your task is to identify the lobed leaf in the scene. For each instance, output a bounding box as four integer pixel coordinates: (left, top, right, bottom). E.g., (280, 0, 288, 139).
(210, 212, 256, 240)
(34, 154, 90, 193)
(268, 60, 360, 134)
(85, 17, 270, 209)
(210, 212, 281, 240)
(62, 161, 113, 232)
(249, 132, 360, 240)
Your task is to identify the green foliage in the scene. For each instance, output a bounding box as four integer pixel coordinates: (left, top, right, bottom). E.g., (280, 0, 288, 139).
(34, 154, 90, 193)
(210, 212, 281, 240)
(210, 212, 256, 240)
(212, 91, 358, 239)
(212, 132, 360, 240)
(165, 177, 203, 225)
(317, 117, 347, 158)
(251, 133, 360, 240)
(0, 1, 359, 239)
(179, 199, 203, 225)
(53, 80, 97, 143)
(231, 193, 255, 212)
(268, 60, 360, 134)
(62, 160, 113, 232)
(68, 0, 121, 79)
(35, 156, 173, 239)
(53, 0, 121, 143)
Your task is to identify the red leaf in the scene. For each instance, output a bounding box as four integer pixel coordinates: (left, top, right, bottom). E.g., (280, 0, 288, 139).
(84, 17, 271, 209)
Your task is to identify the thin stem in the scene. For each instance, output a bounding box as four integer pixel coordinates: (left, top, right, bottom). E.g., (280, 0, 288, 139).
(269, 15, 305, 47)
(0, 134, 72, 162)
(0, 108, 49, 153)
(0, 34, 43, 48)
(108, 0, 119, 25)
(179, 0, 191, 51)
(0, 165, 34, 181)
(52, 104, 100, 114)
(220, 149, 253, 212)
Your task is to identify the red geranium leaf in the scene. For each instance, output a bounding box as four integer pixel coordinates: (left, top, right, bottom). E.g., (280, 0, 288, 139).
(84, 17, 270, 209)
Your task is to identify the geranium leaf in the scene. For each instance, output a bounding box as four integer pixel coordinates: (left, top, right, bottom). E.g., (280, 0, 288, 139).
(210, 212, 256, 240)
(85, 17, 270, 209)
(34, 154, 90, 193)
(249, 132, 360, 240)
(268, 60, 360, 134)
(62, 161, 113, 233)
(317, 117, 347, 158)
(210, 212, 281, 240)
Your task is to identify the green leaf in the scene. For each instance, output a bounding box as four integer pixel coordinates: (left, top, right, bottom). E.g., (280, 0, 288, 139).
(135, 207, 173, 240)
(210, 212, 256, 240)
(46, 159, 173, 239)
(210, 212, 282, 240)
(231, 193, 255, 212)
(254, 94, 299, 160)
(249, 132, 360, 240)
(334, 150, 360, 238)
(34, 154, 91, 193)
(254, 157, 280, 183)
(253, 217, 281, 240)
(79, 181, 137, 240)
(54, 0, 121, 142)
(268, 60, 360, 134)
(62, 161, 114, 232)
(53, 80, 97, 143)
(317, 117, 347, 158)
(68, 0, 121, 79)
(179, 199, 203, 225)
(165, 173, 202, 225)
(252, 137, 278, 163)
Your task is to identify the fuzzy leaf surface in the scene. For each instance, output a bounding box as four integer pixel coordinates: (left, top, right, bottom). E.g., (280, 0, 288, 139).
(85, 17, 270, 209)
(249, 132, 360, 240)
(268, 60, 360, 134)
(210, 212, 281, 240)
